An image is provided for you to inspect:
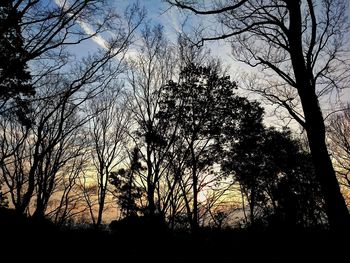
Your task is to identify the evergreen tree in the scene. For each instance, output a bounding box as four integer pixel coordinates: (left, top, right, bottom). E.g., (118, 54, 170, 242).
(0, 0, 34, 124)
(109, 148, 144, 217)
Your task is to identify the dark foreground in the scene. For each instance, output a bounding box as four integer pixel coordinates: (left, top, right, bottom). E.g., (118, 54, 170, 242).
(0, 208, 347, 262)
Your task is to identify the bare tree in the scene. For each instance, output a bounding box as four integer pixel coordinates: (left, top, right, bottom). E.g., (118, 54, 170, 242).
(203, 189, 239, 230)
(168, 0, 350, 229)
(328, 106, 350, 193)
(32, 88, 86, 218)
(0, 72, 101, 216)
(0, 2, 145, 217)
(0, 117, 30, 212)
(78, 172, 99, 225)
(87, 87, 131, 227)
(126, 24, 178, 217)
(14, 0, 116, 71)
(47, 153, 88, 225)
(0, 0, 114, 117)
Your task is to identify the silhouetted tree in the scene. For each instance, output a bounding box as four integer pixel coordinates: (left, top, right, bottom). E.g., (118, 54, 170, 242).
(31, 93, 85, 219)
(158, 63, 263, 232)
(87, 88, 130, 226)
(0, 0, 145, 126)
(48, 153, 88, 225)
(0, 0, 33, 124)
(328, 106, 350, 195)
(0, 2, 145, 217)
(0, 74, 93, 216)
(168, 0, 350, 229)
(157, 38, 229, 229)
(264, 129, 324, 227)
(224, 127, 324, 228)
(3, 0, 122, 73)
(109, 147, 144, 218)
(126, 24, 178, 217)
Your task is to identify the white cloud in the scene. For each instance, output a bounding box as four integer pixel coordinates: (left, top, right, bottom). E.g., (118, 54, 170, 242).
(54, 0, 109, 50)
(54, 0, 141, 60)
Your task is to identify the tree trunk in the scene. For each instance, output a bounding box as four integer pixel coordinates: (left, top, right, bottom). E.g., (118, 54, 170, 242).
(301, 89, 350, 229)
(192, 172, 198, 233)
(96, 187, 106, 227)
(249, 183, 256, 225)
(33, 200, 45, 219)
(18, 162, 37, 214)
(190, 144, 199, 233)
(96, 198, 104, 226)
(286, 1, 350, 230)
(146, 145, 156, 216)
(147, 184, 156, 216)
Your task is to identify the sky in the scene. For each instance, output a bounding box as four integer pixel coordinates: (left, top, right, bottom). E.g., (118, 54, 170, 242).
(50, 0, 253, 76)
(53, 0, 350, 129)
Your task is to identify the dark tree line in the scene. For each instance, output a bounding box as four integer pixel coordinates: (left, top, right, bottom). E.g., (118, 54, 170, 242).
(0, 0, 349, 233)
(109, 56, 326, 231)
(0, 0, 146, 224)
(167, 0, 350, 230)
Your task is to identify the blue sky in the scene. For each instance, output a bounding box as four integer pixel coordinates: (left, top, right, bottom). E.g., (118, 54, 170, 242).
(53, 0, 189, 58)
(53, 0, 350, 126)
(115, 0, 191, 41)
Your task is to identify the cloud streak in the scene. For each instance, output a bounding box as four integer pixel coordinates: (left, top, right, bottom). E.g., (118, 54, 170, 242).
(54, 0, 109, 50)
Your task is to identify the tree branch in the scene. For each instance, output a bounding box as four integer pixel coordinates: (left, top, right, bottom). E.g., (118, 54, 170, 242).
(168, 0, 249, 15)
